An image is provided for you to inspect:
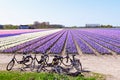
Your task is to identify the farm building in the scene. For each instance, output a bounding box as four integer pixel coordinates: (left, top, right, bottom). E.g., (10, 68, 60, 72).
(19, 25, 31, 29)
(0, 25, 3, 29)
(49, 24, 65, 28)
(85, 24, 101, 28)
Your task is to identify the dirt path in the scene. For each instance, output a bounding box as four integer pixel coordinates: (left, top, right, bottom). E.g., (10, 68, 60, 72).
(0, 54, 120, 80)
(79, 55, 120, 80)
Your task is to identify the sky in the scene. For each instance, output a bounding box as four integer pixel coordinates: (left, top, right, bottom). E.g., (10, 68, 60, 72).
(0, 0, 120, 26)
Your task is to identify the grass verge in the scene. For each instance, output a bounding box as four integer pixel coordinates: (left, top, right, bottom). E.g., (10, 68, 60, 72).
(0, 71, 105, 80)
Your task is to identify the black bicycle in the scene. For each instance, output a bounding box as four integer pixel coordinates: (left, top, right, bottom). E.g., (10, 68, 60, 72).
(47, 55, 70, 74)
(6, 52, 33, 71)
(30, 52, 49, 72)
(62, 53, 82, 72)
(51, 55, 63, 65)
(37, 54, 49, 73)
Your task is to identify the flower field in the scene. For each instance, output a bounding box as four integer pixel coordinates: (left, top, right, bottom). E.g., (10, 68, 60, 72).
(1, 28, 120, 55)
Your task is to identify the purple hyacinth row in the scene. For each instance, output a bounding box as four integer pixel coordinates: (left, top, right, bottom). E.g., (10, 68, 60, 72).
(35, 31, 65, 53)
(18, 30, 63, 53)
(2, 28, 120, 55)
(79, 30, 120, 54)
(2, 30, 62, 53)
(82, 29, 120, 41)
(89, 37, 120, 54)
(71, 31, 94, 54)
(78, 30, 120, 54)
(80, 31, 120, 47)
(81, 30, 120, 44)
(76, 32, 110, 54)
(49, 31, 67, 54)
(66, 30, 77, 54)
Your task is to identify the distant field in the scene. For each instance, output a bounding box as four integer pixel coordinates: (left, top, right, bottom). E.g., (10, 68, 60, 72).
(0, 28, 120, 79)
(0, 28, 120, 55)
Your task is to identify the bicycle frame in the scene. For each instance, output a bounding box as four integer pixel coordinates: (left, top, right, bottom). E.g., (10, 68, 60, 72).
(33, 53, 39, 63)
(33, 53, 49, 64)
(11, 53, 20, 64)
(12, 53, 30, 64)
(30, 53, 49, 71)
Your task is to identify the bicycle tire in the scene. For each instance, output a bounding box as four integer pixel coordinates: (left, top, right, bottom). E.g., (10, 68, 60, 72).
(62, 57, 72, 66)
(53, 66, 64, 74)
(78, 61, 82, 71)
(6, 60, 15, 71)
(30, 59, 35, 71)
(37, 64, 43, 73)
(73, 60, 82, 72)
(24, 56, 33, 66)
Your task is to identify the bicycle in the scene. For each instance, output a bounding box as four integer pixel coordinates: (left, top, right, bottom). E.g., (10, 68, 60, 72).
(6, 52, 33, 71)
(37, 54, 49, 73)
(30, 52, 49, 72)
(62, 48, 82, 72)
(48, 55, 70, 74)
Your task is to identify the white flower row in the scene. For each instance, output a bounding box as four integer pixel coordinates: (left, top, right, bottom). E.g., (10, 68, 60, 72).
(0, 29, 63, 50)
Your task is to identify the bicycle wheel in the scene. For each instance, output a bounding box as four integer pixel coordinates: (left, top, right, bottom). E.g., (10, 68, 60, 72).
(24, 56, 33, 66)
(6, 60, 15, 71)
(37, 64, 43, 73)
(30, 59, 35, 71)
(62, 57, 72, 66)
(78, 61, 82, 71)
(54, 66, 64, 74)
(74, 60, 82, 72)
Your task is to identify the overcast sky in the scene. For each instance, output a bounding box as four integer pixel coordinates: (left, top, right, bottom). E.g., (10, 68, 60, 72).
(0, 0, 120, 26)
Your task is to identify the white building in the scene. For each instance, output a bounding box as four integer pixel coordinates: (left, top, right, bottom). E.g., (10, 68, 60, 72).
(85, 24, 101, 28)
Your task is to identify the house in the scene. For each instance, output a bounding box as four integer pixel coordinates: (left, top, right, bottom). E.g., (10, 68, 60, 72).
(49, 24, 65, 28)
(19, 25, 30, 29)
(85, 24, 101, 28)
(0, 25, 3, 29)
